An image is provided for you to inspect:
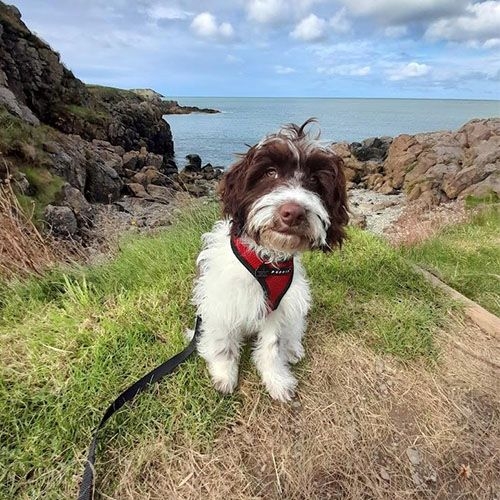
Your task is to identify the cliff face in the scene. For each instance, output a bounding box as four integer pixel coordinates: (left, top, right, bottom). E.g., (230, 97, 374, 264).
(0, 2, 173, 156)
(0, 4, 88, 123)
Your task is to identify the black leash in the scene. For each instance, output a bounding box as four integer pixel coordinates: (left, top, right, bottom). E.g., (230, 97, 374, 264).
(78, 316, 202, 500)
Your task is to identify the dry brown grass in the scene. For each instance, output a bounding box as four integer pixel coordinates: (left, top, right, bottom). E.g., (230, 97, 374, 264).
(386, 200, 470, 247)
(0, 177, 65, 278)
(102, 314, 499, 500)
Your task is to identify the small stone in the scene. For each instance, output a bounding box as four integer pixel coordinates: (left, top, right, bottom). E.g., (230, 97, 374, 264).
(406, 447, 421, 466)
(379, 467, 391, 482)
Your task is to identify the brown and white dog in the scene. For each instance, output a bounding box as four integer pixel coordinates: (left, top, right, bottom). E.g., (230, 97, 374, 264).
(192, 119, 348, 401)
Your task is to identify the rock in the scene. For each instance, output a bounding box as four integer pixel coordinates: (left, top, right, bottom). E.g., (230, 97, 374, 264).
(43, 205, 78, 236)
(125, 182, 150, 199)
(145, 152, 163, 169)
(162, 157, 178, 176)
(146, 184, 173, 204)
(132, 166, 172, 187)
(442, 163, 497, 199)
(349, 136, 391, 162)
(379, 467, 391, 482)
(0, 86, 40, 125)
(12, 171, 31, 194)
(85, 162, 123, 203)
(60, 184, 93, 225)
(406, 447, 421, 466)
(114, 197, 172, 227)
(122, 151, 140, 170)
(185, 180, 211, 197)
(459, 171, 500, 199)
(185, 154, 202, 172)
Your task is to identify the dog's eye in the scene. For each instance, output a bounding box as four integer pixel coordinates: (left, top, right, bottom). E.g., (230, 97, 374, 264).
(310, 174, 319, 185)
(266, 168, 278, 178)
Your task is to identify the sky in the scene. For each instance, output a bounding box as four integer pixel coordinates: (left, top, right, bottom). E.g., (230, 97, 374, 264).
(12, 0, 500, 99)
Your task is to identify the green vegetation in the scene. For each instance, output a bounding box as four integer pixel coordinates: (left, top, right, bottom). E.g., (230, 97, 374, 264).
(403, 205, 500, 316)
(0, 107, 64, 222)
(0, 203, 453, 497)
(64, 103, 108, 125)
(86, 84, 139, 104)
(0, 106, 55, 151)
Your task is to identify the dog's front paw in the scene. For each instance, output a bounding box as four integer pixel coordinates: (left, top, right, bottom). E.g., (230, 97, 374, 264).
(208, 360, 238, 395)
(265, 374, 297, 402)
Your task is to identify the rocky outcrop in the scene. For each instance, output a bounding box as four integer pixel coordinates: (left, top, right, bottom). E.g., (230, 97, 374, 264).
(130, 88, 219, 115)
(333, 118, 500, 204)
(0, 2, 174, 158)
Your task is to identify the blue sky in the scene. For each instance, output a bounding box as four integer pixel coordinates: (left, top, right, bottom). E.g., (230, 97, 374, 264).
(12, 0, 500, 99)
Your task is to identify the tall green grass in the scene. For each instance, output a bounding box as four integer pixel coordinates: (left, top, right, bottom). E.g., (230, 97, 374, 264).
(403, 206, 500, 316)
(0, 204, 452, 498)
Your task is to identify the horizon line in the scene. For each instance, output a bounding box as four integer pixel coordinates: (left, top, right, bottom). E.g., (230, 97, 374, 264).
(168, 95, 500, 102)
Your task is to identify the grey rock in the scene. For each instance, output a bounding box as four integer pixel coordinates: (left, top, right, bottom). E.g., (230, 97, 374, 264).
(0, 86, 40, 125)
(44, 205, 78, 235)
(406, 447, 421, 466)
(85, 162, 123, 203)
(60, 184, 93, 225)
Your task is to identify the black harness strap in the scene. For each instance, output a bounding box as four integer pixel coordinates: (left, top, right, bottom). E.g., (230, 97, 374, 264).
(78, 316, 202, 500)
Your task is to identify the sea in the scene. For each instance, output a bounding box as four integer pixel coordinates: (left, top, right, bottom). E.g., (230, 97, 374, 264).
(165, 97, 500, 168)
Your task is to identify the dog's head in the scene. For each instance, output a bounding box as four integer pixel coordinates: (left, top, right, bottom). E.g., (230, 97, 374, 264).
(219, 118, 348, 254)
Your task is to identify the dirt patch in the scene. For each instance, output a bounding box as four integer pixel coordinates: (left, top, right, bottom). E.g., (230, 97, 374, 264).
(104, 315, 499, 499)
(385, 199, 469, 247)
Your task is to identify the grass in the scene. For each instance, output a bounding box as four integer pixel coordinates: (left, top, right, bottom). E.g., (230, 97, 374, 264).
(0, 107, 65, 222)
(63, 104, 108, 125)
(403, 205, 500, 316)
(0, 204, 454, 498)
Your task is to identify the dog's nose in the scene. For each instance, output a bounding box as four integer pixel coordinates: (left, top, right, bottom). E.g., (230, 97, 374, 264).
(278, 202, 306, 226)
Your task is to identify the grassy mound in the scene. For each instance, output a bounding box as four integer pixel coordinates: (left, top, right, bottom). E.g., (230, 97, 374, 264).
(0, 204, 452, 498)
(404, 205, 500, 316)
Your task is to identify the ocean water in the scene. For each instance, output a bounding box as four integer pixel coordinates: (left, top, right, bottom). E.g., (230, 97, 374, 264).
(165, 97, 500, 168)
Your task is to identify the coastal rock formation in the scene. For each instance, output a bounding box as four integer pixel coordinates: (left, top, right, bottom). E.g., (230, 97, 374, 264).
(0, 2, 174, 157)
(333, 118, 500, 204)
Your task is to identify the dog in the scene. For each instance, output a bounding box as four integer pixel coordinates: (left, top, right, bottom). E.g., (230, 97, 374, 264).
(192, 119, 348, 401)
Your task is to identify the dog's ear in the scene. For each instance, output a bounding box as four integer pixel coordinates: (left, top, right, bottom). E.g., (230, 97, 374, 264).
(217, 147, 256, 233)
(320, 154, 349, 252)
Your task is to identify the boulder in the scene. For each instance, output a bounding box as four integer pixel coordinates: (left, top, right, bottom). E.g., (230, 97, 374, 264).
(84, 162, 123, 203)
(184, 154, 202, 172)
(43, 205, 78, 236)
(146, 184, 173, 204)
(125, 182, 150, 199)
(349, 136, 391, 162)
(60, 184, 93, 225)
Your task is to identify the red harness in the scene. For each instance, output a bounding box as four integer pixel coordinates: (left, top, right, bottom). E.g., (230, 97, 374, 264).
(230, 235, 294, 312)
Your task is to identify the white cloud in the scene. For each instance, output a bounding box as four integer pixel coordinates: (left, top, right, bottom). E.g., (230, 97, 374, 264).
(246, 0, 287, 24)
(329, 8, 351, 34)
(190, 12, 234, 39)
(146, 5, 192, 20)
(275, 65, 296, 74)
(318, 64, 371, 76)
(246, 0, 323, 24)
(387, 62, 431, 80)
(291, 14, 327, 42)
(339, 0, 468, 24)
(425, 1, 500, 46)
(219, 22, 235, 38)
(483, 38, 500, 48)
(384, 25, 408, 38)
